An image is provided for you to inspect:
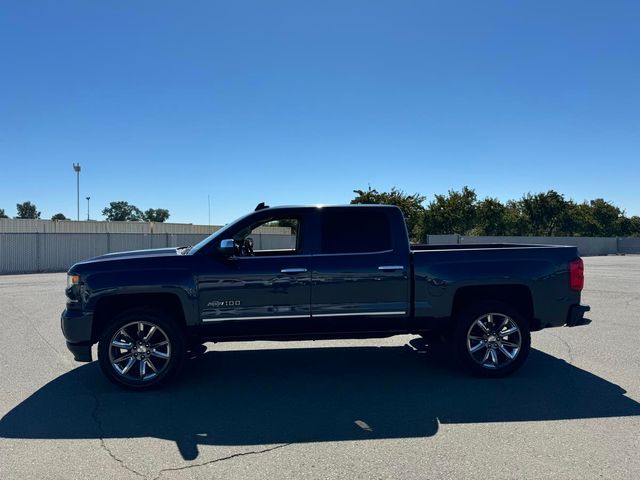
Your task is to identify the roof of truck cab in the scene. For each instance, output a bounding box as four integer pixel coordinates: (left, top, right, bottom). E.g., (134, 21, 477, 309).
(258, 204, 401, 210)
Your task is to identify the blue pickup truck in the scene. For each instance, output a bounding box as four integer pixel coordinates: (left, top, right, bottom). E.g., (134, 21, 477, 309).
(62, 204, 590, 389)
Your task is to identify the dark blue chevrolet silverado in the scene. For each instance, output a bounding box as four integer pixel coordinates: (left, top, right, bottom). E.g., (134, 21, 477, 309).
(62, 204, 590, 389)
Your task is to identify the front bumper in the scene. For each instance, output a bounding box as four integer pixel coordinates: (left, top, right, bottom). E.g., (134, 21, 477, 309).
(566, 303, 591, 327)
(61, 308, 94, 362)
(66, 341, 92, 362)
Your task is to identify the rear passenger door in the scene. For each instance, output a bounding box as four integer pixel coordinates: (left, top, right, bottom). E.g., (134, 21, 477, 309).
(310, 207, 410, 332)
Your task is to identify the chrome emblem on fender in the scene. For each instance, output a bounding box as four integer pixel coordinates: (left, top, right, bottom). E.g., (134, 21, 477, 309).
(207, 300, 241, 308)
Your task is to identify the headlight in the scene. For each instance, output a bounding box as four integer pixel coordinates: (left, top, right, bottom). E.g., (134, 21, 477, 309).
(66, 274, 81, 303)
(67, 274, 80, 289)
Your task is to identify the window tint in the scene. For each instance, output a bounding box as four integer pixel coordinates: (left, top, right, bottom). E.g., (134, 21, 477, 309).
(321, 208, 391, 254)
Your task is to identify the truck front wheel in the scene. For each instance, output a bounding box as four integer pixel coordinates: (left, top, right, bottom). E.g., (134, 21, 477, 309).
(454, 300, 531, 378)
(97, 309, 186, 390)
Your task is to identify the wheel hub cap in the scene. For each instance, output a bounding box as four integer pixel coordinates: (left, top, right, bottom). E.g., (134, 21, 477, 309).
(108, 321, 172, 382)
(466, 312, 522, 370)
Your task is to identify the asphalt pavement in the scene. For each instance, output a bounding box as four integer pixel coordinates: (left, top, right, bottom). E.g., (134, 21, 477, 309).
(1, 256, 639, 479)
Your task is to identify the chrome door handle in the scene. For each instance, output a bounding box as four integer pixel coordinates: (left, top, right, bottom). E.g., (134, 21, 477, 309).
(281, 268, 308, 273)
(378, 265, 404, 271)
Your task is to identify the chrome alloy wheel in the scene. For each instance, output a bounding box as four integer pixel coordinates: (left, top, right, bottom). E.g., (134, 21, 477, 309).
(108, 321, 171, 381)
(466, 313, 522, 370)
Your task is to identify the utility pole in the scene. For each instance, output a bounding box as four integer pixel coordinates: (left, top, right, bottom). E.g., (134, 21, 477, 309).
(86, 196, 90, 221)
(73, 163, 81, 220)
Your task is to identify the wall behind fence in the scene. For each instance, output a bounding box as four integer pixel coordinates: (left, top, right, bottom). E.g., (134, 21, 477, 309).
(458, 236, 619, 257)
(618, 237, 640, 255)
(426, 235, 638, 257)
(0, 233, 294, 274)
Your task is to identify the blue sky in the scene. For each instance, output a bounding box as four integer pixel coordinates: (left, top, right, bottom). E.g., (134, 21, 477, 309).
(1, 0, 639, 224)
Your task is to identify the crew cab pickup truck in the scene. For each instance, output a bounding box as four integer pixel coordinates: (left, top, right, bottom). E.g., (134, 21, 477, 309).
(62, 204, 590, 389)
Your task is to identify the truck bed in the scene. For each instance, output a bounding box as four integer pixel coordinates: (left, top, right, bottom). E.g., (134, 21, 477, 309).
(409, 242, 581, 330)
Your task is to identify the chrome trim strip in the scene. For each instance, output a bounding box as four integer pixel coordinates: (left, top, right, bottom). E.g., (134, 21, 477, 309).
(312, 311, 406, 318)
(202, 311, 407, 322)
(280, 268, 308, 273)
(202, 314, 311, 322)
(378, 265, 405, 271)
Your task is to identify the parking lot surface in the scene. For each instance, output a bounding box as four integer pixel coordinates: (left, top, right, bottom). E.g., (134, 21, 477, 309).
(1, 256, 639, 479)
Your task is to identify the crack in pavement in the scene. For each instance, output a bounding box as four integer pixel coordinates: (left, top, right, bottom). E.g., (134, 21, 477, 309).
(152, 443, 292, 480)
(88, 388, 146, 479)
(86, 382, 290, 480)
(541, 330, 583, 393)
(5, 296, 75, 370)
(544, 330, 575, 365)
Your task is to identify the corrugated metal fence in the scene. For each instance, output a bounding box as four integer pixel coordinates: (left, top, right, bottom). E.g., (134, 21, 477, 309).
(618, 237, 640, 254)
(0, 233, 294, 274)
(0, 218, 293, 235)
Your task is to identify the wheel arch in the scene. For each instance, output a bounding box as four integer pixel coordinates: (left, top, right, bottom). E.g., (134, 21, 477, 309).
(451, 284, 538, 331)
(91, 292, 187, 343)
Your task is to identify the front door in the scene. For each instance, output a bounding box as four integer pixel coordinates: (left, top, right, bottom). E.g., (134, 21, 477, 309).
(197, 214, 311, 337)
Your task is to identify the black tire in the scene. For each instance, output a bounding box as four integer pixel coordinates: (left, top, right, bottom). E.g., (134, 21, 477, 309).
(98, 308, 186, 390)
(453, 300, 531, 378)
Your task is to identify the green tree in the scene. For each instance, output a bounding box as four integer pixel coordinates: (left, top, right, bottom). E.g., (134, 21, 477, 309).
(564, 202, 588, 236)
(16, 201, 41, 219)
(567, 199, 626, 237)
(423, 186, 477, 235)
(51, 213, 67, 221)
(102, 201, 143, 221)
(627, 216, 640, 237)
(616, 216, 634, 237)
(143, 208, 170, 222)
(472, 197, 526, 236)
(349, 185, 638, 238)
(473, 198, 506, 235)
(517, 191, 570, 236)
(351, 186, 426, 241)
(589, 198, 624, 236)
(0, 208, 8, 219)
(502, 200, 530, 235)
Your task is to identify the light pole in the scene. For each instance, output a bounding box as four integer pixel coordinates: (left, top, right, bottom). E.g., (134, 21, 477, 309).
(86, 196, 90, 221)
(73, 163, 81, 220)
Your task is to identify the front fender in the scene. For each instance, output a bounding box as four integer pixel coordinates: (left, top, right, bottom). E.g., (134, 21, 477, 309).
(81, 268, 199, 326)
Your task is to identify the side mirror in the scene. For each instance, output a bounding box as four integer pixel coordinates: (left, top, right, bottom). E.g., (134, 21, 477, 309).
(218, 239, 235, 256)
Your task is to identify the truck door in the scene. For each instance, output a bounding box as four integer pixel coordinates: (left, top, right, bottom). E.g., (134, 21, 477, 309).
(310, 207, 410, 332)
(196, 212, 312, 336)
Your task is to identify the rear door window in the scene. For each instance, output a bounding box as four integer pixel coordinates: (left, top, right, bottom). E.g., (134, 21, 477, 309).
(321, 209, 391, 254)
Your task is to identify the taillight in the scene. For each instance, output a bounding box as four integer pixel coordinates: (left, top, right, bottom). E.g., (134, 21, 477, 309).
(569, 258, 584, 291)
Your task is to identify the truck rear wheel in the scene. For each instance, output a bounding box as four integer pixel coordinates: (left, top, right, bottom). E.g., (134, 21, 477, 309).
(454, 300, 531, 377)
(97, 309, 186, 390)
